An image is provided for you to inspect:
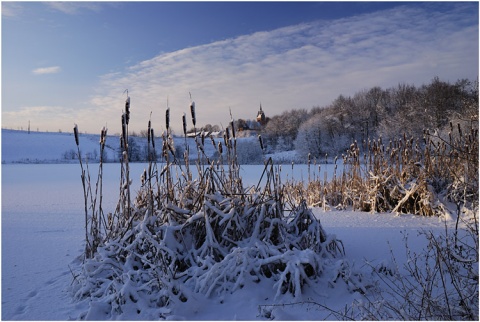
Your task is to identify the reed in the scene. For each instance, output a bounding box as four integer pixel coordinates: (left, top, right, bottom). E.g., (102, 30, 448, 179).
(74, 123, 109, 258)
(283, 118, 478, 217)
(73, 94, 349, 317)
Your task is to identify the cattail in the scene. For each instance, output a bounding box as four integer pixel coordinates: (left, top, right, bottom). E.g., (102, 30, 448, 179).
(218, 141, 223, 154)
(258, 135, 264, 151)
(121, 113, 127, 148)
(166, 108, 170, 131)
(100, 126, 107, 149)
(230, 120, 236, 139)
(147, 120, 151, 144)
(125, 96, 130, 125)
(150, 128, 155, 148)
(74, 124, 79, 146)
(190, 101, 196, 127)
(182, 113, 187, 137)
(457, 123, 462, 138)
(225, 127, 230, 144)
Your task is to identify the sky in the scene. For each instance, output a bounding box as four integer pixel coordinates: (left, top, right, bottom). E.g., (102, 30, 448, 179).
(2, 1, 479, 135)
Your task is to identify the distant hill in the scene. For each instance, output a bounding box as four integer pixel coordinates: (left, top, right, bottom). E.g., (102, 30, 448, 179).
(2, 129, 294, 164)
(1, 129, 117, 164)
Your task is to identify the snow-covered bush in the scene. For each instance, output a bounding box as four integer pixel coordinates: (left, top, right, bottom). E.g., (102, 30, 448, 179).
(71, 98, 356, 319)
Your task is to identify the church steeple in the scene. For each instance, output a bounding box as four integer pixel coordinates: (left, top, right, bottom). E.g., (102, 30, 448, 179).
(256, 103, 266, 125)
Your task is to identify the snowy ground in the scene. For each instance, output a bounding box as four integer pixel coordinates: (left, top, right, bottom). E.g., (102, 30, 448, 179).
(1, 129, 250, 165)
(2, 161, 455, 320)
(1, 129, 469, 320)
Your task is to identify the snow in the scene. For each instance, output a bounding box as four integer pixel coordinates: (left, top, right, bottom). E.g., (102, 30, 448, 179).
(1, 129, 112, 164)
(0, 129, 221, 165)
(0, 130, 474, 320)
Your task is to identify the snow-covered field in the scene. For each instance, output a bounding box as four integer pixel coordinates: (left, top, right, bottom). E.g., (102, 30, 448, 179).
(1, 130, 474, 320)
(2, 162, 454, 320)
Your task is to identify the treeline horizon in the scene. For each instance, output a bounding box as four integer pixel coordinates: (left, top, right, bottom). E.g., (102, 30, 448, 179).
(109, 76, 480, 163)
(5, 76, 478, 162)
(259, 76, 478, 157)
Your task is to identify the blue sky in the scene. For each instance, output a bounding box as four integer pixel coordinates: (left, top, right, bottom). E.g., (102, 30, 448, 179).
(2, 1, 478, 135)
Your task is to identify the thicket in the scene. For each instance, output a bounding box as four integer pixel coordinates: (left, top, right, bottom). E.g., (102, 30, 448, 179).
(286, 118, 478, 217)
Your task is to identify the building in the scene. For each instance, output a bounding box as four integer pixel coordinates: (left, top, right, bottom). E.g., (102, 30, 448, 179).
(256, 104, 266, 126)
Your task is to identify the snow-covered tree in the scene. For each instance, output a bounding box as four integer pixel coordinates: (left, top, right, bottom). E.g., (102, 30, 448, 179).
(236, 138, 263, 164)
(294, 112, 350, 159)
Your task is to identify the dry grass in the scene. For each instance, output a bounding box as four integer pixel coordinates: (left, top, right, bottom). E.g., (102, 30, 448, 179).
(283, 117, 478, 218)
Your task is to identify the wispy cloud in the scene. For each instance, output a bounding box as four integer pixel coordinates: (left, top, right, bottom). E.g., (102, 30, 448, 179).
(2, 105, 79, 131)
(3, 105, 67, 117)
(86, 3, 477, 134)
(32, 66, 61, 75)
(2, 2, 24, 17)
(45, 2, 102, 15)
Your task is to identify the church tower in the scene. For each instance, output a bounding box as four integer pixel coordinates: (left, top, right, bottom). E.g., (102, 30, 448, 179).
(256, 103, 266, 126)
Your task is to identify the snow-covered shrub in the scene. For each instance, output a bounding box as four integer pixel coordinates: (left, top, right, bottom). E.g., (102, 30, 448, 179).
(71, 98, 356, 319)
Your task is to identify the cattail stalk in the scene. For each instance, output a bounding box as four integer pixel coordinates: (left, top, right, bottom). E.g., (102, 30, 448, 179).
(151, 128, 155, 149)
(74, 124, 79, 146)
(125, 96, 130, 125)
(182, 113, 187, 137)
(120, 95, 131, 229)
(73, 124, 93, 258)
(190, 99, 196, 127)
(166, 108, 170, 133)
(97, 126, 107, 236)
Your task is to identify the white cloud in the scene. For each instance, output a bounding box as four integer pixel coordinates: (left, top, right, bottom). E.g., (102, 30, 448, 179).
(87, 3, 477, 134)
(3, 105, 66, 117)
(45, 2, 101, 15)
(32, 66, 61, 75)
(2, 105, 79, 132)
(2, 2, 24, 17)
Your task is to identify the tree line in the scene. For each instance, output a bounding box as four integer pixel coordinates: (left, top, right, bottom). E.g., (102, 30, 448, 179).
(260, 77, 478, 158)
(66, 77, 478, 164)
